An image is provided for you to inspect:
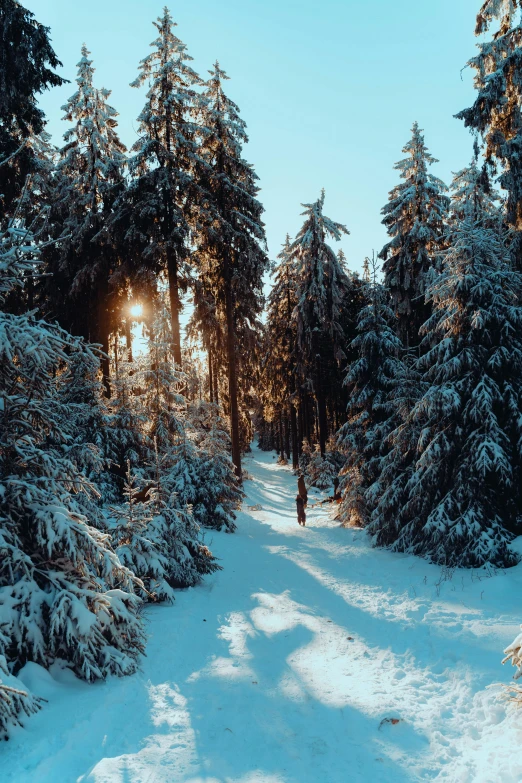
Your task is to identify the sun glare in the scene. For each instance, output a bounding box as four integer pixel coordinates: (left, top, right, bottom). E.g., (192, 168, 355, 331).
(130, 303, 143, 318)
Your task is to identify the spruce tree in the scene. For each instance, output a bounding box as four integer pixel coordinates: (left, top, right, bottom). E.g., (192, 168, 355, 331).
(195, 62, 268, 476)
(264, 236, 300, 468)
(0, 0, 66, 215)
(456, 1, 522, 266)
(121, 7, 202, 367)
(379, 122, 449, 348)
(53, 46, 127, 394)
(449, 144, 502, 230)
(338, 260, 403, 527)
(0, 214, 145, 691)
(370, 218, 522, 567)
(289, 191, 351, 456)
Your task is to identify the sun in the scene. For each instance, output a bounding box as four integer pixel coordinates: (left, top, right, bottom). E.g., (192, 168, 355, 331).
(130, 303, 143, 318)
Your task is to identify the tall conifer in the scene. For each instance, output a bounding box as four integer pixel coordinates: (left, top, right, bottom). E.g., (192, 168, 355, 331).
(379, 123, 449, 348)
(122, 8, 202, 367)
(195, 63, 268, 477)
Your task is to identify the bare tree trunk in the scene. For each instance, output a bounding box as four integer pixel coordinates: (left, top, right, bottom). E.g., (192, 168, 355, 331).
(125, 318, 133, 362)
(167, 248, 182, 368)
(208, 345, 214, 403)
(214, 355, 219, 405)
(225, 280, 241, 478)
(284, 410, 291, 462)
(316, 355, 328, 457)
(98, 278, 111, 398)
(291, 402, 299, 470)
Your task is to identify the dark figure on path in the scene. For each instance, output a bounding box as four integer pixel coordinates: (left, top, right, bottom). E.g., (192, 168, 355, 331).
(297, 473, 308, 506)
(296, 494, 306, 526)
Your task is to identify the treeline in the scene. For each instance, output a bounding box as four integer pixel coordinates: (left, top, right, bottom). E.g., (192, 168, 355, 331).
(260, 0, 522, 577)
(258, 0, 522, 690)
(0, 1, 265, 736)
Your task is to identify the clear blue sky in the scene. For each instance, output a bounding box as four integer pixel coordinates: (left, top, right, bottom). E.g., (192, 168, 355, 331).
(28, 0, 482, 273)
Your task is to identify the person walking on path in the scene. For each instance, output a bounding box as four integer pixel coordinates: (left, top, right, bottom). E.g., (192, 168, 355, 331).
(296, 494, 306, 526)
(297, 473, 308, 507)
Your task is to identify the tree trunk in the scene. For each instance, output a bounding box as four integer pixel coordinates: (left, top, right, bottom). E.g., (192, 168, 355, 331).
(304, 393, 312, 444)
(214, 355, 219, 405)
(208, 345, 214, 403)
(125, 318, 133, 362)
(98, 278, 111, 398)
(167, 248, 182, 368)
(225, 279, 241, 478)
(315, 356, 328, 457)
(284, 410, 291, 462)
(278, 412, 284, 458)
(290, 402, 299, 470)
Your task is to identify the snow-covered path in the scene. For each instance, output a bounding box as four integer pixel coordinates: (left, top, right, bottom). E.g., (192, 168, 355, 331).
(4, 443, 522, 782)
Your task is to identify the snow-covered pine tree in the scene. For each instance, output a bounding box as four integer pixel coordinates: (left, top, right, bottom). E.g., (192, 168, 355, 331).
(457, 1, 522, 267)
(187, 400, 243, 529)
(195, 62, 268, 477)
(449, 144, 502, 231)
(109, 460, 176, 602)
(264, 236, 300, 468)
(105, 351, 149, 502)
(371, 217, 522, 567)
(139, 304, 224, 570)
(0, 0, 66, 217)
(379, 122, 449, 348)
(120, 8, 202, 368)
(0, 214, 145, 699)
(53, 45, 127, 395)
(289, 191, 352, 456)
(337, 260, 403, 527)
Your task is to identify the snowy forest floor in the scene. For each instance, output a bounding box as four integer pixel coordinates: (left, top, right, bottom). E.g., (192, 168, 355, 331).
(4, 443, 522, 782)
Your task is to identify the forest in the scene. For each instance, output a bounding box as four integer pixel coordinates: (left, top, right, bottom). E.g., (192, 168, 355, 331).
(2, 0, 522, 777)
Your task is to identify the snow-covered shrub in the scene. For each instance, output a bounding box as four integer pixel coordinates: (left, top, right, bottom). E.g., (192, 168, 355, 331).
(307, 444, 337, 490)
(110, 456, 220, 597)
(109, 462, 174, 603)
(105, 355, 150, 502)
(182, 401, 242, 531)
(298, 439, 313, 477)
(324, 435, 344, 473)
(0, 219, 145, 692)
(0, 656, 41, 740)
(141, 309, 237, 543)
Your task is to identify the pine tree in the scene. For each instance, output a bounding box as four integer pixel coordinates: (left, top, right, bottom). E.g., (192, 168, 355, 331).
(338, 260, 403, 527)
(449, 144, 502, 230)
(0, 213, 145, 695)
(109, 461, 173, 602)
(379, 122, 449, 348)
(370, 218, 522, 567)
(456, 0, 522, 266)
(289, 191, 352, 456)
(0, 0, 66, 216)
(53, 46, 127, 394)
(120, 7, 202, 368)
(264, 236, 300, 468)
(195, 62, 268, 477)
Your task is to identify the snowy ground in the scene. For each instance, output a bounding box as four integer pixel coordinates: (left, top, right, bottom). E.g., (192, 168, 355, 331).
(4, 443, 522, 782)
